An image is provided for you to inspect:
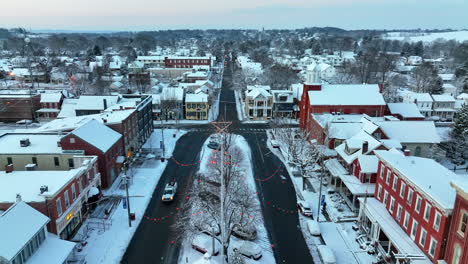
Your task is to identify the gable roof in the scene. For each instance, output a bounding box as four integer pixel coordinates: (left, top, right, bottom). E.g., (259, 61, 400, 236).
(387, 103, 424, 119)
(75, 96, 119, 111)
(0, 202, 49, 261)
(40, 93, 63, 103)
(308, 84, 385, 106)
(70, 120, 122, 152)
(377, 121, 440, 144)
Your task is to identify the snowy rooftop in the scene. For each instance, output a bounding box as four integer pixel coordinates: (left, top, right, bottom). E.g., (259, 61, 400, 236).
(431, 94, 455, 102)
(308, 84, 385, 106)
(0, 133, 63, 154)
(375, 150, 463, 210)
(245, 87, 272, 99)
(335, 130, 381, 164)
(406, 92, 433, 102)
(327, 123, 363, 140)
(71, 120, 122, 152)
(357, 155, 379, 173)
(0, 202, 49, 262)
(271, 90, 294, 103)
(438, 73, 455, 81)
(185, 93, 208, 103)
(40, 92, 63, 103)
(380, 139, 403, 149)
(75, 95, 120, 110)
(324, 158, 348, 177)
(338, 174, 375, 195)
(0, 169, 80, 203)
(161, 87, 184, 101)
(57, 98, 78, 118)
(290, 83, 303, 100)
(27, 234, 75, 264)
(377, 121, 440, 144)
(387, 103, 424, 119)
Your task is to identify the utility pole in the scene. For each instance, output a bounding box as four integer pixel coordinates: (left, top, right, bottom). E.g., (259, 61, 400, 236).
(161, 127, 165, 159)
(211, 121, 232, 263)
(316, 155, 324, 222)
(123, 174, 132, 227)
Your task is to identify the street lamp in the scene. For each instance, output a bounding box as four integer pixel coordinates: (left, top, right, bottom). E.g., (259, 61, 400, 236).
(122, 174, 132, 227)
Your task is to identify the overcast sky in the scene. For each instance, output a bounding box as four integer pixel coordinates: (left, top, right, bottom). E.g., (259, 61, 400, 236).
(1, 0, 467, 31)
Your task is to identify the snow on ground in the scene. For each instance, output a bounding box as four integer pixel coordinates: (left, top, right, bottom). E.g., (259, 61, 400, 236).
(234, 89, 246, 121)
(436, 126, 452, 143)
(383, 31, 468, 42)
(266, 129, 378, 264)
(72, 129, 187, 264)
(178, 134, 276, 264)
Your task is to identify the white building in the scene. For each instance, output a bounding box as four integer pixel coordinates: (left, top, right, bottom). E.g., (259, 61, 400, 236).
(431, 94, 456, 121)
(244, 85, 273, 120)
(402, 92, 433, 118)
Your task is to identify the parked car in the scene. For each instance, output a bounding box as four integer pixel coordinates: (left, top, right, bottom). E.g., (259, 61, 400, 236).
(307, 220, 321, 236)
(232, 225, 257, 240)
(161, 180, 177, 202)
(270, 140, 280, 148)
(290, 166, 301, 177)
(233, 241, 262, 260)
(192, 234, 220, 256)
(297, 200, 313, 217)
(317, 245, 337, 264)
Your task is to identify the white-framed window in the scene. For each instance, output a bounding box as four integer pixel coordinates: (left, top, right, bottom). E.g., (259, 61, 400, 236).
(458, 211, 468, 236)
(396, 204, 402, 221)
(386, 171, 391, 185)
(415, 195, 422, 213)
(424, 203, 432, 222)
(420, 228, 427, 247)
(400, 182, 406, 198)
(404, 212, 410, 229)
(411, 220, 419, 240)
(383, 191, 388, 205)
(64, 190, 70, 208)
(390, 197, 395, 213)
(377, 184, 382, 199)
(70, 137, 75, 143)
(71, 184, 76, 201)
(392, 176, 398, 191)
(78, 180, 83, 193)
(407, 188, 414, 206)
(434, 211, 442, 231)
(380, 164, 385, 179)
(429, 237, 437, 257)
(56, 198, 62, 216)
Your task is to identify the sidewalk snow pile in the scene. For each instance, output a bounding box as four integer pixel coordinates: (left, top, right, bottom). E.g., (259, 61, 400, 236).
(178, 134, 276, 264)
(234, 89, 246, 121)
(73, 129, 187, 264)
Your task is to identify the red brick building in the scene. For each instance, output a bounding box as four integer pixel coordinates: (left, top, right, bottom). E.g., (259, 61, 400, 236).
(0, 92, 40, 122)
(164, 56, 212, 69)
(0, 156, 100, 239)
(36, 92, 64, 120)
(60, 120, 123, 188)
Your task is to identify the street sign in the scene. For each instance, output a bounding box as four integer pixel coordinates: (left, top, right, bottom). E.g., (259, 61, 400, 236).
(122, 198, 127, 209)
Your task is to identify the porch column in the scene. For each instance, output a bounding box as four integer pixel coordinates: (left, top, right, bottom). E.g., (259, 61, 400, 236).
(387, 240, 392, 255)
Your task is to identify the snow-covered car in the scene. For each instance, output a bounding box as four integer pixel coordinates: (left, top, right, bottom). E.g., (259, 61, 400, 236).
(195, 220, 221, 236)
(290, 166, 301, 177)
(161, 180, 177, 202)
(191, 233, 220, 256)
(270, 140, 280, 148)
(232, 225, 257, 241)
(297, 200, 313, 217)
(307, 220, 321, 236)
(233, 241, 262, 260)
(317, 245, 336, 264)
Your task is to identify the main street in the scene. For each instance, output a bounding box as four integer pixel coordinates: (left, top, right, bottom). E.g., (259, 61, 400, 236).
(122, 61, 313, 263)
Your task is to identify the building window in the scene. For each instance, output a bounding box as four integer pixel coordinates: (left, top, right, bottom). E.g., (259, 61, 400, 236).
(70, 137, 75, 143)
(452, 244, 462, 264)
(429, 238, 437, 257)
(392, 176, 398, 191)
(32, 157, 37, 165)
(415, 195, 422, 213)
(386, 171, 391, 185)
(380, 164, 385, 179)
(68, 158, 74, 168)
(390, 197, 395, 213)
(7, 157, 12, 165)
(411, 220, 418, 240)
(64, 190, 70, 208)
(56, 198, 62, 216)
(71, 184, 76, 200)
(400, 182, 406, 198)
(396, 205, 402, 221)
(420, 228, 427, 247)
(404, 212, 410, 229)
(458, 211, 468, 236)
(383, 191, 388, 205)
(377, 185, 382, 200)
(434, 212, 441, 231)
(424, 203, 432, 222)
(407, 189, 414, 206)
(54, 157, 60, 167)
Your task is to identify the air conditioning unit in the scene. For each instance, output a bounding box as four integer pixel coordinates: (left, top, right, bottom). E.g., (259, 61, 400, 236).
(25, 164, 37, 171)
(20, 138, 30, 147)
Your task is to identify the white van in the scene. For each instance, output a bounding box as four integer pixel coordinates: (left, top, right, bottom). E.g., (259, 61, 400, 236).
(317, 245, 336, 264)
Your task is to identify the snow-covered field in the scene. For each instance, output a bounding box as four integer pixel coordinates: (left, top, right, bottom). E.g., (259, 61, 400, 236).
(383, 31, 468, 42)
(178, 134, 276, 264)
(72, 129, 187, 264)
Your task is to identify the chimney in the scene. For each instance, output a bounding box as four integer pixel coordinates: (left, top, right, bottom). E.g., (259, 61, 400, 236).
(404, 149, 411, 156)
(378, 83, 384, 93)
(40, 185, 48, 194)
(362, 141, 369, 153)
(5, 164, 13, 173)
(103, 98, 108, 109)
(16, 194, 22, 203)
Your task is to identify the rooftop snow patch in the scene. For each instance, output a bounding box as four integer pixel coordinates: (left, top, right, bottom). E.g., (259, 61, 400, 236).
(377, 121, 440, 144)
(0, 133, 63, 154)
(0, 202, 49, 262)
(75, 95, 119, 110)
(185, 93, 208, 103)
(387, 103, 424, 119)
(40, 93, 62, 103)
(70, 119, 121, 152)
(308, 84, 385, 106)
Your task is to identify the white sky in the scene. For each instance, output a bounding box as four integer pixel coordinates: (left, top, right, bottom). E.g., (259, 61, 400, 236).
(1, 0, 467, 30)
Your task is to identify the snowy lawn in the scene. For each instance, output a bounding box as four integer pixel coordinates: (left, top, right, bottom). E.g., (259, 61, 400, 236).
(72, 129, 187, 264)
(178, 134, 275, 264)
(234, 89, 246, 121)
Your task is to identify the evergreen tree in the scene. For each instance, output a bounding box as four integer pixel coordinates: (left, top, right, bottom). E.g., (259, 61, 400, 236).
(413, 41, 424, 57)
(431, 77, 444, 94)
(448, 104, 468, 164)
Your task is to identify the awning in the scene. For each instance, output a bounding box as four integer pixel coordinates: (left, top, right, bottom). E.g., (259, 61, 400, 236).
(324, 158, 348, 177)
(338, 174, 375, 196)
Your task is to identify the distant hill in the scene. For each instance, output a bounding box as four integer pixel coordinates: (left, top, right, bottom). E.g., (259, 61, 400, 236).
(383, 31, 468, 42)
